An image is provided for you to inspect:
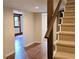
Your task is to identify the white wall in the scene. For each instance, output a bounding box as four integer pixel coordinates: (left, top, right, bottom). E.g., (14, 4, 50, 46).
(34, 13, 42, 43)
(41, 13, 47, 43)
(54, 0, 66, 11)
(23, 13, 42, 44)
(53, 0, 60, 11)
(3, 7, 15, 57)
(23, 12, 35, 46)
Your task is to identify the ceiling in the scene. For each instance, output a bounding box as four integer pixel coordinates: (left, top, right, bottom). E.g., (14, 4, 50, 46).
(3, 0, 47, 13)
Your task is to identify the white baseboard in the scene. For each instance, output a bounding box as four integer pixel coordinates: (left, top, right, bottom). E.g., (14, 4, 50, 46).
(6, 51, 14, 57)
(24, 42, 35, 48)
(24, 41, 41, 48)
(34, 41, 41, 43)
(6, 41, 41, 57)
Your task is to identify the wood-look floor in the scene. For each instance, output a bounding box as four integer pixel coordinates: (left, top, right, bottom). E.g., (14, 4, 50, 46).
(25, 43, 47, 59)
(6, 35, 47, 59)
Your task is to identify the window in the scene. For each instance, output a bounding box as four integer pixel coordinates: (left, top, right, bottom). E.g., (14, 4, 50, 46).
(14, 17, 19, 26)
(13, 14, 23, 36)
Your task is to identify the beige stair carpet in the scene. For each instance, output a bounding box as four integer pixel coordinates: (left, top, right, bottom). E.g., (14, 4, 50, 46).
(54, 0, 75, 59)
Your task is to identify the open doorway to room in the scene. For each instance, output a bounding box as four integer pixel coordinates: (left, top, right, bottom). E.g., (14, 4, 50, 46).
(41, 13, 47, 43)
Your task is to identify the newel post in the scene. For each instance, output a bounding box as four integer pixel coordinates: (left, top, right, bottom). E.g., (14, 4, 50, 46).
(47, 0, 54, 59)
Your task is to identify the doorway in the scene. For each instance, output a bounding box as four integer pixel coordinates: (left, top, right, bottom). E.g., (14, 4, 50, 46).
(41, 13, 47, 43)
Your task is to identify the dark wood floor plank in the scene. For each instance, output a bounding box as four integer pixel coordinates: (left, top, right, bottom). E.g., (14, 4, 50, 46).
(25, 43, 47, 59)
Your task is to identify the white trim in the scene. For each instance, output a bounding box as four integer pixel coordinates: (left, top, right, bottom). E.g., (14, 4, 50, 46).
(24, 42, 35, 48)
(6, 42, 35, 57)
(24, 41, 41, 48)
(6, 51, 14, 57)
(6, 42, 41, 57)
(34, 41, 41, 43)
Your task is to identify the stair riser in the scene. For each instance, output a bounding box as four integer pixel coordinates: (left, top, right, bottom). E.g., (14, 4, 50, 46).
(54, 57, 62, 59)
(66, 5, 75, 10)
(67, 1, 75, 5)
(61, 25, 75, 32)
(59, 34, 75, 41)
(57, 45, 75, 53)
(66, 7, 75, 10)
(64, 12, 75, 16)
(67, 2, 75, 5)
(63, 18, 75, 23)
(65, 8, 75, 13)
(66, 5, 75, 7)
(67, 4, 75, 6)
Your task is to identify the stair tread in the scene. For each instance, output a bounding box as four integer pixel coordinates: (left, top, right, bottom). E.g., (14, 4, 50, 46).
(67, 2, 75, 5)
(54, 51, 75, 59)
(58, 23, 75, 26)
(65, 10, 75, 12)
(66, 5, 75, 7)
(57, 31, 75, 35)
(57, 40, 75, 47)
(67, 1, 75, 4)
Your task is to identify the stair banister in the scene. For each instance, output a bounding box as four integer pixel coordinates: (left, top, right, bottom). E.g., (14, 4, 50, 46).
(45, 0, 62, 38)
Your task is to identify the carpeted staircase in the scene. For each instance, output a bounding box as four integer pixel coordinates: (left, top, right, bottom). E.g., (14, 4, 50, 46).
(54, 0, 75, 59)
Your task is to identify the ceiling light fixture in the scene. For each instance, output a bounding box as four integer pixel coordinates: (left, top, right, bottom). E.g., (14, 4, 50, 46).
(35, 6, 39, 9)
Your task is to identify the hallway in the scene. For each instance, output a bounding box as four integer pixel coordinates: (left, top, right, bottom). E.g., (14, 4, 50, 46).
(15, 35, 47, 59)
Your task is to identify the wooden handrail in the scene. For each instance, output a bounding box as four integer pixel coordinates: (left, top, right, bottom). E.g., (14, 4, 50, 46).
(45, 0, 62, 38)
